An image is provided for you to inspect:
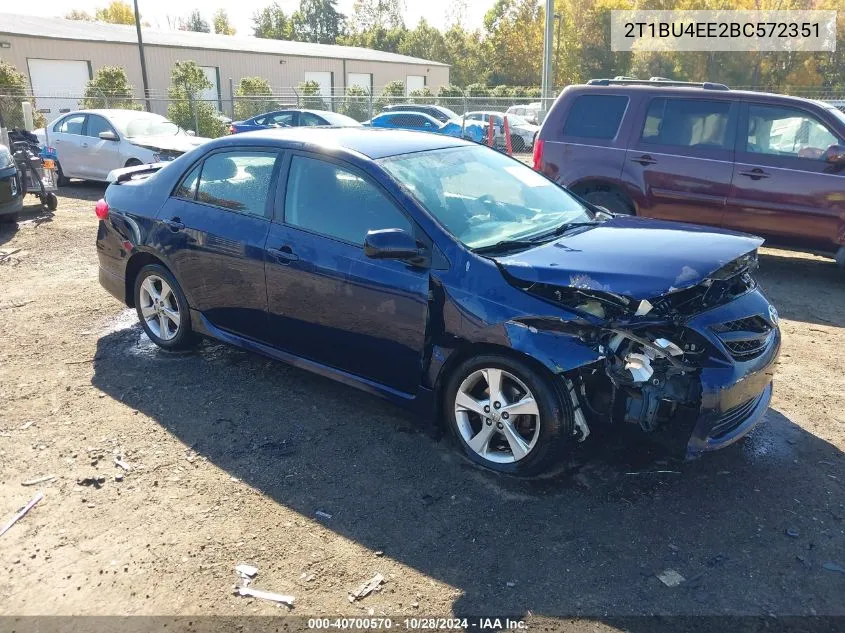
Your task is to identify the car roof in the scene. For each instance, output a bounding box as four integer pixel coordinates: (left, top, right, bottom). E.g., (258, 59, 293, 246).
(375, 110, 439, 121)
(569, 83, 829, 108)
(214, 126, 471, 159)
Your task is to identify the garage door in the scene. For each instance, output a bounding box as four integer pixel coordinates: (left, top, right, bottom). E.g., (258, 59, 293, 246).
(304, 72, 332, 98)
(27, 59, 91, 119)
(347, 73, 372, 94)
(199, 66, 221, 109)
(406, 75, 425, 95)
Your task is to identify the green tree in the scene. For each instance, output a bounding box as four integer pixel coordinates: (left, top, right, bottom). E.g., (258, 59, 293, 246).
(436, 84, 464, 114)
(82, 66, 140, 110)
(167, 61, 226, 138)
(213, 9, 236, 35)
(292, 0, 345, 44)
(95, 1, 136, 25)
(234, 77, 278, 120)
(253, 2, 293, 39)
(374, 79, 405, 112)
(408, 87, 435, 105)
(341, 85, 371, 121)
(181, 9, 210, 33)
(341, 0, 405, 52)
(483, 0, 543, 86)
(399, 18, 447, 62)
(0, 60, 45, 128)
(443, 25, 489, 87)
(297, 80, 327, 110)
(65, 9, 94, 21)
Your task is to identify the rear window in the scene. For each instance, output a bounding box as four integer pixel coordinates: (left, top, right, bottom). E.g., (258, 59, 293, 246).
(641, 98, 732, 149)
(562, 95, 628, 139)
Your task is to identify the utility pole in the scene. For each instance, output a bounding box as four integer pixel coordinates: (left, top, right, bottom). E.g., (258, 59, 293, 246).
(540, 0, 555, 120)
(133, 0, 152, 112)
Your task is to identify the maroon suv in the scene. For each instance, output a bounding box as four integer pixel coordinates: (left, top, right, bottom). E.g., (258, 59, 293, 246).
(533, 78, 845, 268)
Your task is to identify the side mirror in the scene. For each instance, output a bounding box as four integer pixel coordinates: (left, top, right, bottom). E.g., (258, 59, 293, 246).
(364, 228, 426, 264)
(823, 144, 845, 165)
(186, 130, 197, 137)
(98, 130, 118, 141)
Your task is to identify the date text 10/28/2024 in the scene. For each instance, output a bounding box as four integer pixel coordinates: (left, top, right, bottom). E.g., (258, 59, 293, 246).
(307, 618, 528, 630)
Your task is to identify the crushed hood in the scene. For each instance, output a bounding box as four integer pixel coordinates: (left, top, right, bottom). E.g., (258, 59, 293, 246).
(126, 135, 210, 153)
(495, 215, 763, 300)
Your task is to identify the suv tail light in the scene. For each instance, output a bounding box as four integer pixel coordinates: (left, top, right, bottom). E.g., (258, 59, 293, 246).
(532, 139, 544, 171)
(95, 198, 109, 220)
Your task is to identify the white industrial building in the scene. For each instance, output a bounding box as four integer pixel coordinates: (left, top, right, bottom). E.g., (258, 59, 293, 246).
(0, 12, 450, 117)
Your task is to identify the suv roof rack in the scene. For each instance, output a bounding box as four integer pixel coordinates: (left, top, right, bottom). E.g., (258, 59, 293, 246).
(588, 77, 730, 91)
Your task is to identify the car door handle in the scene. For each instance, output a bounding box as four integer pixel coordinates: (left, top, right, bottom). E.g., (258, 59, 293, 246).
(738, 168, 770, 180)
(165, 217, 185, 231)
(267, 246, 299, 263)
(81, 142, 89, 148)
(631, 154, 657, 166)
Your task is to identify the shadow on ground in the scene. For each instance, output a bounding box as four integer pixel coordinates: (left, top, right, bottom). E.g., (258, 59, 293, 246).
(90, 319, 845, 617)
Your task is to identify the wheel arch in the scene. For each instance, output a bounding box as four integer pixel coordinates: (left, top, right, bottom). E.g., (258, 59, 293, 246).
(124, 251, 168, 307)
(568, 178, 638, 214)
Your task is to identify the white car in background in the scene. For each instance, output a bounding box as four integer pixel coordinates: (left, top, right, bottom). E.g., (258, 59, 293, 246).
(464, 111, 540, 152)
(34, 109, 210, 184)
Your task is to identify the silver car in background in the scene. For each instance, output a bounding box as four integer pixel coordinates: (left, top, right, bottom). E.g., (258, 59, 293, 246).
(34, 109, 210, 183)
(464, 110, 539, 152)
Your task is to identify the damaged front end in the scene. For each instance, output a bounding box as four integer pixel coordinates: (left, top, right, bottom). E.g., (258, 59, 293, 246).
(503, 249, 780, 458)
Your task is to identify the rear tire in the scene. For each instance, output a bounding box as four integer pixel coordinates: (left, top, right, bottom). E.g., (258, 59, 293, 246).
(134, 264, 196, 351)
(125, 158, 143, 167)
(444, 353, 573, 476)
(55, 162, 69, 187)
(0, 213, 18, 224)
(512, 136, 526, 153)
(581, 189, 634, 215)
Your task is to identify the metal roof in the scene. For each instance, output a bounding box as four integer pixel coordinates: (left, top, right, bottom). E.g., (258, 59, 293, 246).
(0, 12, 449, 67)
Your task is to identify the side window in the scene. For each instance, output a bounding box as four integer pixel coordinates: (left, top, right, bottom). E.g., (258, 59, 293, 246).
(253, 116, 266, 125)
(299, 112, 325, 126)
(641, 98, 732, 149)
(56, 114, 86, 135)
(174, 164, 200, 200)
(196, 151, 277, 217)
(269, 112, 296, 126)
(86, 115, 116, 139)
(746, 104, 840, 159)
(466, 113, 481, 121)
(562, 95, 628, 139)
(285, 155, 412, 245)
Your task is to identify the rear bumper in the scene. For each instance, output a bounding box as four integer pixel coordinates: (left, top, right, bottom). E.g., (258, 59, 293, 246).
(99, 265, 126, 303)
(0, 195, 23, 216)
(0, 169, 22, 216)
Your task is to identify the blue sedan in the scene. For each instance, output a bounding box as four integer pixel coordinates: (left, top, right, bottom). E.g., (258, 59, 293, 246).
(365, 111, 487, 143)
(95, 128, 779, 475)
(230, 109, 360, 134)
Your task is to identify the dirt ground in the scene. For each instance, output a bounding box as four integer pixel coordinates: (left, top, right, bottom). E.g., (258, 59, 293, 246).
(1, 184, 844, 625)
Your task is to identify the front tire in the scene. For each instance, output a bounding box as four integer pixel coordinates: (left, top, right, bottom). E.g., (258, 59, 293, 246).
(444, 354, 573, 476)
(134, 264, 195, 350)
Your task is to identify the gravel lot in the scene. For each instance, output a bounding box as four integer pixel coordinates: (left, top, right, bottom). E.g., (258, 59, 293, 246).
(1, 184, 844, 623)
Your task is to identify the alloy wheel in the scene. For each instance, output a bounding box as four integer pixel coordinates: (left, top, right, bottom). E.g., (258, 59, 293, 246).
(138, 275, 181, 341)
(454, 367, 541, 463)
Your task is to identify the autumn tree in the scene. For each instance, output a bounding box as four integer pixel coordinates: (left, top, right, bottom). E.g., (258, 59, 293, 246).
(95, 1, 136, 25)
(292, 0, 345, 44)
(65, 9, 94, 21)
(0, 60, 45, 128)
(213, 9, 236, 35)
(399, 19, 448, 62)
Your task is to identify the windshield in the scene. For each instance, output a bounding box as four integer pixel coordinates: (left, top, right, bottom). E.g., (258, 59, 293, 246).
(113, 113, 182, 137)
(380, 146, 591, 249)
(437, 106, 460, 120)
(505, 114, 530, 126)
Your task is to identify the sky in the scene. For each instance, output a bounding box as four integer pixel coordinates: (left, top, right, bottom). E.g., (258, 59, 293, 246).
(13, 0, 492, 35)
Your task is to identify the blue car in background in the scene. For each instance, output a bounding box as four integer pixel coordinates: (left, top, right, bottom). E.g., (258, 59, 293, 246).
(230, 109, 361, 134)
(95, 127, 779, 476)
(365, 111, 487, 143)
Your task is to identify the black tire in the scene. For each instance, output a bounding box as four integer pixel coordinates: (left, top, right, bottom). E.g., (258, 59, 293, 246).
(443, 353, 574, 476)
(0, 212, 18, 224)
(581, 189, 634, 215)
(41, 193, 58, 211)
(125, 158, 143, 167)
(512, 135, 526, 153)
(55, 162, 70, 187)
(133, 264, 196, 350)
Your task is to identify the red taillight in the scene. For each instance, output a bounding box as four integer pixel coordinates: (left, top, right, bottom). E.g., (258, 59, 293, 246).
(532, 138, 544, 171)
(229, 125, 237, 134)
(95, 198, 109, 220)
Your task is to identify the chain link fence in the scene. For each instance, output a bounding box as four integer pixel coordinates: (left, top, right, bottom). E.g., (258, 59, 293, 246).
(2, 86, 844, 140)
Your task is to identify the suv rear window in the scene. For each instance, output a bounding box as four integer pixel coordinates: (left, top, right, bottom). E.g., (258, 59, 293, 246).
(641, 98, 732, 149)
(562, 95, 628, 139)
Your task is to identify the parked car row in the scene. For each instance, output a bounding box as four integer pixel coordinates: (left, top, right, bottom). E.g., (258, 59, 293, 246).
(533, 78, 845, 267)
